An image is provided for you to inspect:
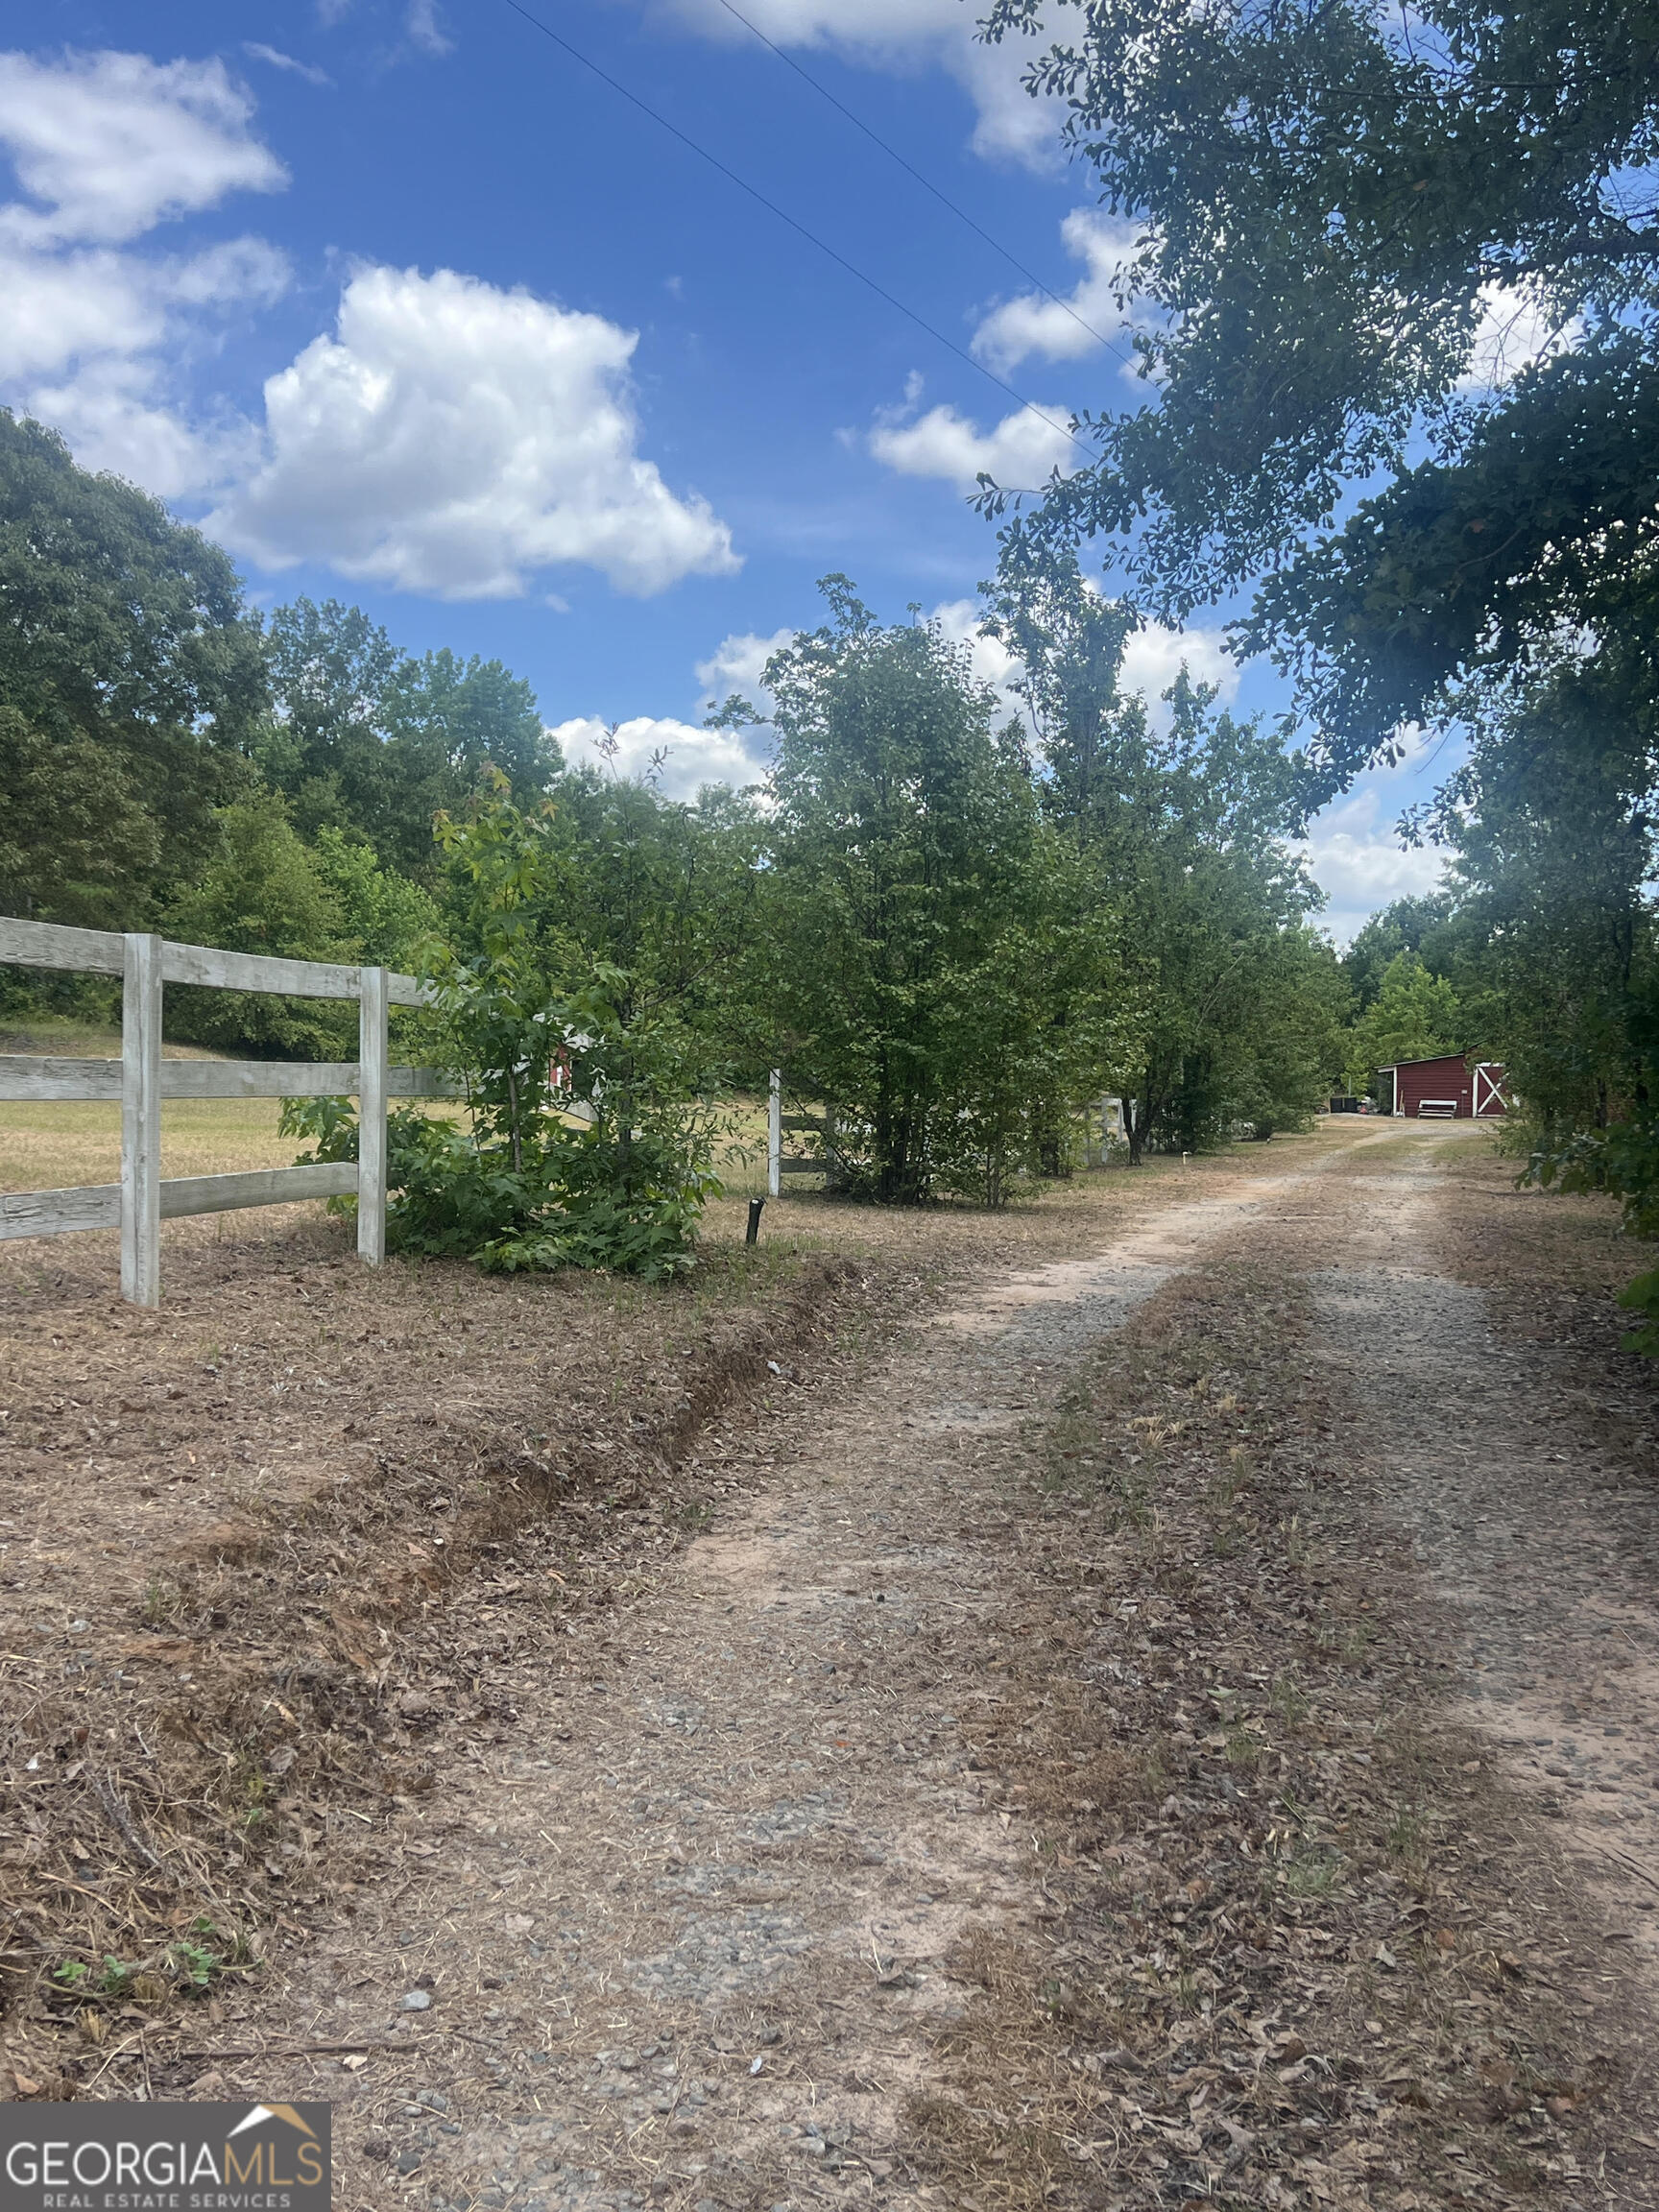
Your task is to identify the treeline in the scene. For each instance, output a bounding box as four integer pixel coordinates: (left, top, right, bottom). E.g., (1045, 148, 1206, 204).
(2, 409, 1355, 1249)
(0, 412, 553, 1039)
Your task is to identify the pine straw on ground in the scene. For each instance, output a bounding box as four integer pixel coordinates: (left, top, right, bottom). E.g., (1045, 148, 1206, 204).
(0, 1229, 887, 2087)
(903, 1257, 1658, 2210)
(0, 1152, 1261, 2096)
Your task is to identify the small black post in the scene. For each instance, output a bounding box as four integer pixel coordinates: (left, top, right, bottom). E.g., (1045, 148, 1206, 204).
(746, 1195, 765, 1246)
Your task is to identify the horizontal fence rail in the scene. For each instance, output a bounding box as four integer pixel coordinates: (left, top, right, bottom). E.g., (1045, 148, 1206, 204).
(0, 914, 450, 1306)
(0, 1058, 461, 1103)
(0, 1164, 359, 1241)
(766, 1080, 836, 1192)
(0, 915, 430, 1005)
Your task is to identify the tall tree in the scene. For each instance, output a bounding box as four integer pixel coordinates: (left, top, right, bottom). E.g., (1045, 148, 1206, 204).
(1342, 896, 1456, 1015)
(259, 601, 561, 873)
(1400, 650, 1659, 1136)
(0, 411, 266, 926)
(162, 796, 352, 1058)
(979, 0, 1659, 797)
(257, 599, 403, 848)
(759, 577, 1079, 1203)
(380, 648, 559, 876)
(986, 550, 1341, 1158)
(1342, 952, 1464, 1098)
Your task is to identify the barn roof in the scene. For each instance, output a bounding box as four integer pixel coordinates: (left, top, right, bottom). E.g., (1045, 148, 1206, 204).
(1378, 1051, 1470, 1072)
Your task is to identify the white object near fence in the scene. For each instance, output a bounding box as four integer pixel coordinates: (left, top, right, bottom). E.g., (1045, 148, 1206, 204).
(767, 1068, 782, 1199)
(0, 916, 454, 1309)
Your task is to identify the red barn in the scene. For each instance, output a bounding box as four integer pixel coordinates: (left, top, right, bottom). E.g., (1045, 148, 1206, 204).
(1380, 1052, 1507, 1118)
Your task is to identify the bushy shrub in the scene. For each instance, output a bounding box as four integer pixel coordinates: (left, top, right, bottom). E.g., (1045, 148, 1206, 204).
(282, 777, 731, 1279)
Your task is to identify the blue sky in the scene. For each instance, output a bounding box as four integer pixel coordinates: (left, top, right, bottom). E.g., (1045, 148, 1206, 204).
(2, 0, 1453, 938)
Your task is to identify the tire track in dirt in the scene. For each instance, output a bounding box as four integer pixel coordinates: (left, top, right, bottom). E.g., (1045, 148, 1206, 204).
(1299, 1137, 1659, 1996)
(185, 1140, 1383, 2209)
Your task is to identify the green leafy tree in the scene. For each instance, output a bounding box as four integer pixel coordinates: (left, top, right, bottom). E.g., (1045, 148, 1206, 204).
(988, 549, 1337, 1159)
(258, 600, 562, 874)
(1343, 952, 1463, 1098)
(978, 0, 1659, 796)
(758, 578, 1079, 1204)
(1342, 896, 1456, 1016)
(311, 829, 441, 972)
(541, 754, 765, 1059)
(1402, 649, 1659, 1138)
(255, 598, 402, 846)
(162, 797, 352, 1057)
(0, 411, 265, 926)
(290, 775, 739, 1276)
(378, 648, 560, 876)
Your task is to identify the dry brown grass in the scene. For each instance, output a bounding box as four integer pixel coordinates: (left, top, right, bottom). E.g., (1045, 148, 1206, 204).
(0, 1228, 862, 2073)
(0, 1020, 302, 1195)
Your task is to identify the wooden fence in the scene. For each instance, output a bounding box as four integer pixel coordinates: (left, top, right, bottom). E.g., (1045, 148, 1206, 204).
(765, 1070, 838, 1193)
(0, 917, 458, 1308)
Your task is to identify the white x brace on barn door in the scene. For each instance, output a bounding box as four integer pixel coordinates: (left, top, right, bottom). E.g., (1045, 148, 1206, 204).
(1474, 1063, 1505, 1117)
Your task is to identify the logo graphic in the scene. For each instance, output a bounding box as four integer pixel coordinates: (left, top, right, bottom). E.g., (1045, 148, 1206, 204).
(227, 2105, 320, 2143)
(0, 2099, 331, 2209)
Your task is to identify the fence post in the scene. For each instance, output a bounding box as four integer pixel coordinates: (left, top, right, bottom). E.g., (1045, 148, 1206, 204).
(767, 1068, 781, 1199)
(120, 932, 162, 1308)
(357, 965, 389, 1265)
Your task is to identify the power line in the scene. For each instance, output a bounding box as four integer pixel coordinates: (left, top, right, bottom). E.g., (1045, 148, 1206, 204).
(494, 0, 1098, 464)
(707, 0, 1135, 370)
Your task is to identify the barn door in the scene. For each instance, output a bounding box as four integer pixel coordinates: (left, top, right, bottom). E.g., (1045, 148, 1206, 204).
(1474, 1064, 1505, 1117)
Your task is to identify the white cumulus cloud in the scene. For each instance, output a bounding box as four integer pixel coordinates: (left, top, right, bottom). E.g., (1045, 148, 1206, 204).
(0, 48, 289, 493)
(1297, 787, 1449, 945)
(1119, 620, 1237, 710)
(651, 0, 1064, 167)
(21, 354, 260, 499)
(973, 209, 1140, 376)
(551, 713, 769, 800)
(695, 627, 793, 715)
(209, 264, 740, 599)
(0, 50, 727, 603)
(0, 50, 285, 249)
(0, 233, 290, 387)
(870, 397, 1080, 495)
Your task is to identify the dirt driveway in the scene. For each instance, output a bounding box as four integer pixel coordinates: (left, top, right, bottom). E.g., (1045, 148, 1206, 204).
(13, 1123, 1659, 2209)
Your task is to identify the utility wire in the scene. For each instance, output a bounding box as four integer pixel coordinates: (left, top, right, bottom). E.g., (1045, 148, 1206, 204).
(707, 0, 1135, 369)
(494, 0, 1098, 462)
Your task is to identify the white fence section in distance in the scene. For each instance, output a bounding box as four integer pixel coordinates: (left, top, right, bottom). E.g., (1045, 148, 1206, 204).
(0, 916, 457, 1308)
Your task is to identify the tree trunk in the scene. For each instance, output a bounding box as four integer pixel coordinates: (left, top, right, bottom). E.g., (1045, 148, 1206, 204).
(1124, 1092, 1147, 1166)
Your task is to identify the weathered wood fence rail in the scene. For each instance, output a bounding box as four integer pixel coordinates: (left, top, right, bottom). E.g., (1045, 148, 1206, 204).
(0, 916, 458, 1309)
(764, 1070, 837, 1195)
